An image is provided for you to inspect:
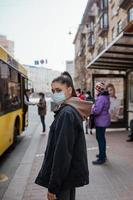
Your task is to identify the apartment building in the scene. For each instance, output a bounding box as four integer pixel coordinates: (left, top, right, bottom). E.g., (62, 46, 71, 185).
(24, 65, 60, 94)
(74, 0, 133, 85)
(0, 35, 14, 56)
(65, 60, 75, 84)
(74, 0, 133, 127)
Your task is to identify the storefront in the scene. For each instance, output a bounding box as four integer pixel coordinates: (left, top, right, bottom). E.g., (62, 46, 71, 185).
(87, 32, 133, 128)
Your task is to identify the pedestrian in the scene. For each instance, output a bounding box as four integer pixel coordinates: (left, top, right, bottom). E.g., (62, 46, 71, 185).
(86, 90, 94, 102)
(126, 119, 133, 142)
(37, 92, 47, 135)
(92, 81, 110, 165)
(23, 89, 35, 129)
(76, 88, 85, 100)
(35, 72, 92, 200)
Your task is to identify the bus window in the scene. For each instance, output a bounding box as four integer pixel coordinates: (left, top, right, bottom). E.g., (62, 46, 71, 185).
(0, 60, 21, 114)
(0, 61, 10, 113)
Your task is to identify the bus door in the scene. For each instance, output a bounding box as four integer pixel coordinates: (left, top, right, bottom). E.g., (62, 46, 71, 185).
(21, 77, 28, 131)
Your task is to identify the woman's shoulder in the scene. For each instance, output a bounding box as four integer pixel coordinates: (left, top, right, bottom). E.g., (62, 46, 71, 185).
(60, 104, 76, 114)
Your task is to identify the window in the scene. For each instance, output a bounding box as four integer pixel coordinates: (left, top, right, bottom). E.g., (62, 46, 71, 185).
(100, 0, 108, 10)
(112, 27, 116, 40)
(103, 12, 108, 27)
(0, 60, 21, 114)
(88, 20, 94, 32)
(128, 7, 133, 22)
(100, 12, 108, 29)
(88, 34, 95, 46)
(103, 0, 108, 8)
(117, 20, 122, 34)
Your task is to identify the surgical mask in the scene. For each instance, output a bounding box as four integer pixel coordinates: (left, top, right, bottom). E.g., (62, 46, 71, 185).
(52, 91, 66, 104)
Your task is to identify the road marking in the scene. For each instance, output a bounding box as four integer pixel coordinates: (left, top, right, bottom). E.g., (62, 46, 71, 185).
(87, 146, 109, 151)
(0, 173, 8, 182)
(36, 153, 44, 157)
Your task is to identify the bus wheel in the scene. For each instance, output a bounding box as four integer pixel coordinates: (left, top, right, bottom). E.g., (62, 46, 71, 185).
(12, 125, 18, 149)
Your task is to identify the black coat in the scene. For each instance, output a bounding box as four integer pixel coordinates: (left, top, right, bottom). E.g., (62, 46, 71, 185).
(35, 105, 89, 195)
(37, 98, 46, 116)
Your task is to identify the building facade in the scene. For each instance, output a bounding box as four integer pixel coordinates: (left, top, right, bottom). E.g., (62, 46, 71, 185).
(0, 35, 14, 56)
(74, 0, 133, 90)
(65, 60, 75, 83)
(24, 65, 60, 94)
(74, 0, 133, 127)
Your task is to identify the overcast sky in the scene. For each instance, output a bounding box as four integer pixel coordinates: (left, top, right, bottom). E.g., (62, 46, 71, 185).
(0, 0, 88, 71)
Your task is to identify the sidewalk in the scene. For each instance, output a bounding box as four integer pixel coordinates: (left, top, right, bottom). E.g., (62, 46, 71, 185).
(2, 108, 133, 200)
(22, 112, 53, 200)
(22, 114, 133, 200)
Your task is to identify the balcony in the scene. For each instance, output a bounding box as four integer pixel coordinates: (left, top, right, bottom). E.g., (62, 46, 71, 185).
(119, 0, 133, 9)
(98, 25, 108, 36)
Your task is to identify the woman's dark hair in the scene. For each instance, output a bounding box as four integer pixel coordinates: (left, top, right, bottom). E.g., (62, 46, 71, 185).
(52, 71, 77, 97)
(39, 92, 45, 98)
(76, 88, 81, 93)
(24, 89, 30, 95)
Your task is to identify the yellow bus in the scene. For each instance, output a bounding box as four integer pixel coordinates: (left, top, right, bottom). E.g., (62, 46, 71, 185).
(0, 46, 28, 156)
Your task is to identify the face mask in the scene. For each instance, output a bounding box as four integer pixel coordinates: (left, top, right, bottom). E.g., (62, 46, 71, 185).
(52, 91, 66, 105)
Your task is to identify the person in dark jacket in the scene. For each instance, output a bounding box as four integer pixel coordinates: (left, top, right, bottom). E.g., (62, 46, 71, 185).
(37, 92, 46, 135)
(23, 89, 35, 130)
(86, 90, 94, 102)
(35, 72, 92, 200)
(92, 81, 110, 165)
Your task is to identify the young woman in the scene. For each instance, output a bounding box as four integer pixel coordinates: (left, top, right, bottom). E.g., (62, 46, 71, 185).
(92, 81, 110, 165)
(106, 83, 121, 122)
(37, 92, 46, 134)
(35, 73, 92, 200)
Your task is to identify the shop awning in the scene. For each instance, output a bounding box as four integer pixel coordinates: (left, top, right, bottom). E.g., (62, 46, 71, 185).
(87, 32, 133, 71)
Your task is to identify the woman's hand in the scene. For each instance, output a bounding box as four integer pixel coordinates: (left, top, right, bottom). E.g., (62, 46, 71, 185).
(47, 192, 57, 200)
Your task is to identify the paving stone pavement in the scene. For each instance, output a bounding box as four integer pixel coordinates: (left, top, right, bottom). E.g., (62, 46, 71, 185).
(21, 110, 133, 200)
(2, 100, 133, 200)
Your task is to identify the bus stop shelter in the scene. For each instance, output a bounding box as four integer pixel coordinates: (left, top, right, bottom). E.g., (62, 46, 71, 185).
(87, 31, 133, 128)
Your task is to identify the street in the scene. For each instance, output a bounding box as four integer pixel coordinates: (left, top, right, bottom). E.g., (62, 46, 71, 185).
(0, 98, 53, 200)
(0, 101, 133, 200)
(0, 103, 40, 199)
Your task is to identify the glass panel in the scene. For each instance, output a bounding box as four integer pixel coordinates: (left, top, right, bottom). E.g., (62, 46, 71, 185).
(0, 61, 10, 79)
(103, 0, 108, 7)
(8, 81, 21, 109)
(100, 17, 103, 29)
(103, 13, 108, 27)
(10, 69, 18, 82)
(0, 60, 21, 114)
(94, 77, 124, 122)
(129, 7, 133, 21)
(0, 61, 9, 113)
